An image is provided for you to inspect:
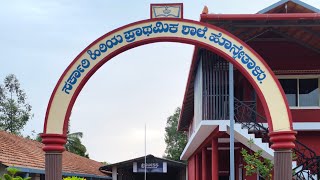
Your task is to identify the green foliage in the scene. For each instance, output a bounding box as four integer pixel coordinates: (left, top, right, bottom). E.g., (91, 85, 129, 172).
(6, 167, 20, 177)
(0, 74, 32, 135)
(65, 132, 89, 158)
(0, 167, 31, 180)
(63, 177, 86, 180)
(101, 161, 109, 165)
(35, 133, 42, 142)
(35, 123, 89, 158)
(241, 139, 273, 180)
(164, 107, 187, 161)
(292, 151, 297, 161)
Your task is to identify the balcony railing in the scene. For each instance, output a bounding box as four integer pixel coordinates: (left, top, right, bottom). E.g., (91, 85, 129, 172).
(233, 98, 320, 180)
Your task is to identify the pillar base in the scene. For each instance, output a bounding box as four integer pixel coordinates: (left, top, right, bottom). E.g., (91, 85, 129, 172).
(41, 133, 67, 180)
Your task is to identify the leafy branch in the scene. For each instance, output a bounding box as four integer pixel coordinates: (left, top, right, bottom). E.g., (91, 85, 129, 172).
(0, 167, 31, 180)
(63, 177, 86, 180)
(240, 139, 273, 180)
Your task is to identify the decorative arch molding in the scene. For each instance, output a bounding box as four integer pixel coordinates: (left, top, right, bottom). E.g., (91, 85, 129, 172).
(42, 18, 295, 153)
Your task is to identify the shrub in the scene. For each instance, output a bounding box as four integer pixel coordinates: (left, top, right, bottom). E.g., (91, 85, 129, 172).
(63, 177, 86, 180)
(1, 167, 31, 180)
(240, 139, 273, 180)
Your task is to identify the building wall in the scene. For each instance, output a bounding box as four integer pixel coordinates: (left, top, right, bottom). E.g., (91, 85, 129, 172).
(248, 41, 319, 71)
(296, 132, 320, 155)
(194, 58, 203, 130)
(256, 99, 320, 123)
(251, 79, 320, 124)
(291, 109, 320, 122)
(248, 40, 320, 124)
(178, 167, 186, 180)
(29, 173, 41, 180)
(253, 81, 320, 123)
(0, 164, 6, 177)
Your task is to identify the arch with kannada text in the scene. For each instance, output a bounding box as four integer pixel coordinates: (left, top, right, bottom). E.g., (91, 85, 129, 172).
(42, 18, 296, 152)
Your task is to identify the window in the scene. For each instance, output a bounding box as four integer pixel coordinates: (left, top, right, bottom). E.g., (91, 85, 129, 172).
(279, 78, 319, 107)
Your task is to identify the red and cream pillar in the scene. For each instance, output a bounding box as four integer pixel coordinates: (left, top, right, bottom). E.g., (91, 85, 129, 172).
(211, 138, 219, 180)
(41, 134, 67, 180)
(269, 131, 296, 180)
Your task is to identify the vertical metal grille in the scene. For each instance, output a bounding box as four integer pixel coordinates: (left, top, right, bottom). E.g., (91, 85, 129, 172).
(201, 50, 229, 120)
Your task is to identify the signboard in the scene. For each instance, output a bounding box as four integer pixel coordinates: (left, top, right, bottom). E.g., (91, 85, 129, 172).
(150, 3, 183, 19)
(133, 162, 167, 173)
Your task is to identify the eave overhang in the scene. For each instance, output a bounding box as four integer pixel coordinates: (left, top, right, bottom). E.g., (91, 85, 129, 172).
(200, 13, 320, 21)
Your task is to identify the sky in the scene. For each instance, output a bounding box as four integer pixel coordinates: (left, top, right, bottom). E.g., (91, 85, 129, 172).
(0, 0, 319, 164)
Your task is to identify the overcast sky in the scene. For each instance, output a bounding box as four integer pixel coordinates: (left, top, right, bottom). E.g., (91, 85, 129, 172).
(0, 0, 319, 163)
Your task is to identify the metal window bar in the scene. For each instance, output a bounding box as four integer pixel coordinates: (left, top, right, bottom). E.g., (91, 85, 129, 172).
(201, 50, 229, 120)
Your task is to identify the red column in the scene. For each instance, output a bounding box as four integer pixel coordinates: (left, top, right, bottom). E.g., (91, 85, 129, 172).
(195, 154, 200, 180)
(41, 134, 67, 180)
(202, 148, 207, 180)
(188, 156, 196, 180)
(212, 138, 219, 180)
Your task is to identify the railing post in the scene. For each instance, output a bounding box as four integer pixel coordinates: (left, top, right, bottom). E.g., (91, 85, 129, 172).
(317, 158, 320, 180)
(229, 62, 235, 180)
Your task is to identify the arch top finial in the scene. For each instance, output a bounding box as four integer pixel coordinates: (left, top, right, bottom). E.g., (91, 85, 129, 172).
(202, 6, 209, 14)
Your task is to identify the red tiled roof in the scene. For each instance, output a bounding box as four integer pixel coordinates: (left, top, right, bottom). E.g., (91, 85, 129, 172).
(0, 131, 107, 177)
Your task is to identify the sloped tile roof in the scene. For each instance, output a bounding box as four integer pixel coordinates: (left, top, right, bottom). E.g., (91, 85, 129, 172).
(0, 131, 107, 177)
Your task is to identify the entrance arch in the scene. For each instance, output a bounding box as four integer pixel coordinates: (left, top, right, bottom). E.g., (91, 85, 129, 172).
(42, 18, 296, 179)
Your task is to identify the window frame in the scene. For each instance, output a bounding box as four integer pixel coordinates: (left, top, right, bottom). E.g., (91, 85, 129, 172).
(277, 75, 320, 109)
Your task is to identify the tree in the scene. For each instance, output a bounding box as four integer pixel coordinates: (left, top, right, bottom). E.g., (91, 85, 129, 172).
(0, 74, 32, 135)
(241, 139, 273, 180)
(164, 107, 187, 161)
(36, 122, 89, 158)
(65, 132, 89, 158)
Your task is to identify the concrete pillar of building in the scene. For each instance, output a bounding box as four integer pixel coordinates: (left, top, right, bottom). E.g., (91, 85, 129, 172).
(202, 148, 207, 180)
(196, 154, 200, 180)
(112, 166, 118, 180)
(269, 131, 296, 180)
(41, 134, 67, 180)
(211, 138, 219, 180)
